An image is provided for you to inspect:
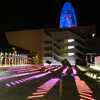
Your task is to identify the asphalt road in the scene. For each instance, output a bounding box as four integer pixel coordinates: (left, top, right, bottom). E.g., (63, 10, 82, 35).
(0, 66, 97, 100)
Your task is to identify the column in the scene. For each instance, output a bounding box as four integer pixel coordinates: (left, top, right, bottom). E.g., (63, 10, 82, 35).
(12, 53, 14, 65)
(5, 52, 7, 65)
(0, 52, 3, 65)
(22, 55, 23, 64)
(20, 54, 22, 64)
(9, 53, 11, 65)
(15, 54, 17, 65)
(26, 56, 28, 64)
(18, 54, 19, 65)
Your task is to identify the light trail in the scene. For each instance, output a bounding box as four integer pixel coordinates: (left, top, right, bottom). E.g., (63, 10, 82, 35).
(72, 68, 95, 100)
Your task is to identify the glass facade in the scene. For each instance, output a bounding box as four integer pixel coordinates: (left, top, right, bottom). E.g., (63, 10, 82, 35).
(59, 2, 77, 28)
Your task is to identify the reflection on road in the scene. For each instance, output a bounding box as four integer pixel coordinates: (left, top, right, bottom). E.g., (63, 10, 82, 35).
(72, 67, 95, 100)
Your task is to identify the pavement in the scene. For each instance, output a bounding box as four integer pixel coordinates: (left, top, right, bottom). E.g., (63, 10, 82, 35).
(0, 66, 99, 100)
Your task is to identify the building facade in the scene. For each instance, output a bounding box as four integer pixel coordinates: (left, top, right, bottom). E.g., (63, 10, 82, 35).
(5, 26, 95, 66)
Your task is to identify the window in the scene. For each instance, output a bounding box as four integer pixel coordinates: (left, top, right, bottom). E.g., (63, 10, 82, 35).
(68, 46, 74, 49)
(64, 47, 68, 50)
(64, 53, 68, 57)
(68, 53, 75, 56)
(68, 39, 74, 42)
(64, 40, 68, 44)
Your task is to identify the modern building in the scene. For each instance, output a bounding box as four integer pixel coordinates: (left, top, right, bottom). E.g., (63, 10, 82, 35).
(5, 26, 96, 66)
(59, 2, 77, 28)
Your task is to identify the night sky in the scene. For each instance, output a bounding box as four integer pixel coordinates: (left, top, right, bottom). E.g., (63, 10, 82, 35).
(0, 0, 99, 52)
(0, 0, 97, 32)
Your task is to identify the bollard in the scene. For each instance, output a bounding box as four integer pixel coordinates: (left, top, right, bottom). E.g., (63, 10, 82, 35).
(59, 78, 63, 100)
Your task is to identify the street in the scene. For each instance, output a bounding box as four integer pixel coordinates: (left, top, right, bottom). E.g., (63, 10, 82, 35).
(0, 66, 98, 100)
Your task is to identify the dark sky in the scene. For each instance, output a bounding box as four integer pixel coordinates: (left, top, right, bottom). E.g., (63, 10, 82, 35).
(0, 0, 97, 32)
(0, 0, 99, 52)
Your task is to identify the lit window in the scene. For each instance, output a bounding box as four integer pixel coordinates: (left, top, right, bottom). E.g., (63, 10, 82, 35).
(64, 40, 68, 44)
(68, 53, 75, 56)
(60, 54, 63, 57)
(64, 47, 68, 50)
(68, 46, 74, 49)
(68, 39, 74, 42)
(64, 53, 68, 56)
(60, 47, 63, 50)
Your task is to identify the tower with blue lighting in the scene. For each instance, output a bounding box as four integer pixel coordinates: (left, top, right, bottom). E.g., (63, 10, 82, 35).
(59, 2, 77, 28)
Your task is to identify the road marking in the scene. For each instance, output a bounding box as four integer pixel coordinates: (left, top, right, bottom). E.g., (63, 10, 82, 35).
(27, 78, 60, 99)
(5, 71, 51, 87)
(0, 71, 40, 80)
(72, 68, 95, 100)
(5, 66, 62, 87)
(27, 95, 44, 99)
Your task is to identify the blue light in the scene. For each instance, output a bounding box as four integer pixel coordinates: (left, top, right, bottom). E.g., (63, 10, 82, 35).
(59, 2, 77, 28)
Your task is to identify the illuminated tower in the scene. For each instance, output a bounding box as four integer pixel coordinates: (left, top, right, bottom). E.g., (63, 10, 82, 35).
(59, 2, 77, 28)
